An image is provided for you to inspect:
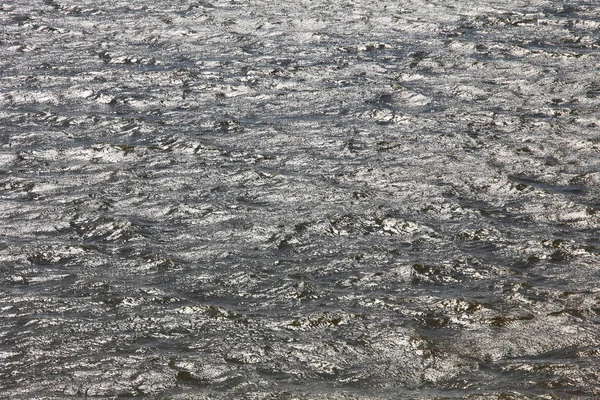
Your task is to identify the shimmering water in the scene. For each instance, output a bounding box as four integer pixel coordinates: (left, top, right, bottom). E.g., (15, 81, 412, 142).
(1, 0, 600, 398)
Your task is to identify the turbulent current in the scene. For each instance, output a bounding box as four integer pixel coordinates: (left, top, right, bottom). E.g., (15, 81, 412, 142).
(1, 0, 600, 398)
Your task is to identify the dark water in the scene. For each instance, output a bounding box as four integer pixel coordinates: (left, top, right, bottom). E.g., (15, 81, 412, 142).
(1, 0, 600, 398)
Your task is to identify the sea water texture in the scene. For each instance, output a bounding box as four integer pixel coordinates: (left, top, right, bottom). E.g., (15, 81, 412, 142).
(1, 0, 600, 398)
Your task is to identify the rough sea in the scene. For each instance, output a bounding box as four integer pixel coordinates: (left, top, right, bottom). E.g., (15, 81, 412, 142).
(1, 0, 600, 398)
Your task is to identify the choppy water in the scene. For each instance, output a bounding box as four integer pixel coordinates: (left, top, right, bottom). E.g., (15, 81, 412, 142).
(1, 0, 600, 398)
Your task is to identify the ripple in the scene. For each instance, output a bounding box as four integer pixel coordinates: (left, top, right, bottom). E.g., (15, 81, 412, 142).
(2, 0, 600, 397)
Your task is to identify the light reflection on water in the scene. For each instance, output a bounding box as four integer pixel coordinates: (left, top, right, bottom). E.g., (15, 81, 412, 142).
(1, 0, 599, 398)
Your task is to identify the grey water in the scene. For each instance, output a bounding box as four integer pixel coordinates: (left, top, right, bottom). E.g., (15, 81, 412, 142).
(1, 0, 600, 398)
